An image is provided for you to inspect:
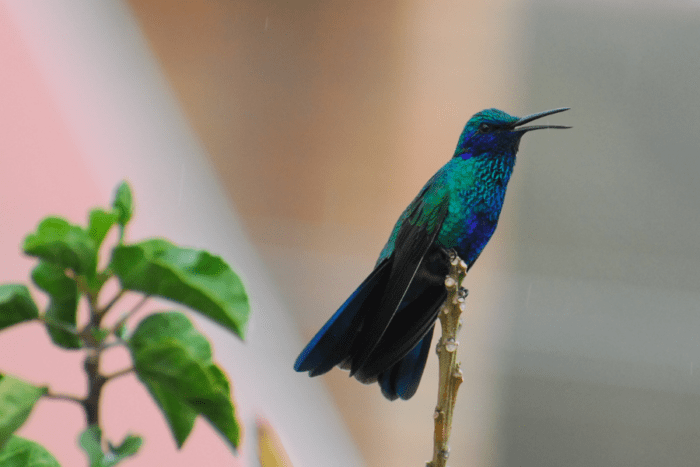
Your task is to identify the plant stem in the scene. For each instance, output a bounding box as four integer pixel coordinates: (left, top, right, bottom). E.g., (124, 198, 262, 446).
(77, 286, 144, 427)
(427, 252, 467, 467)
(83, 348, 106, 426)
(83, 292, 105, 425)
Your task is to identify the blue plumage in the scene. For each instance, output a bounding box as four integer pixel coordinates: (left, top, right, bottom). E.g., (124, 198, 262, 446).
(295, 108, 569, 400)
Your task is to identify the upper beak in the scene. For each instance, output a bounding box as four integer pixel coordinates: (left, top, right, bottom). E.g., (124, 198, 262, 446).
(513, 107, 571, 131)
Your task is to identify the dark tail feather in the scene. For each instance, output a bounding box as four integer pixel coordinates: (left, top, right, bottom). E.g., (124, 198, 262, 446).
(378, 325, 435, 400)
(354, 247, 449, 382)
(294, 259, 391, 376)
(354, 286, 445, 382)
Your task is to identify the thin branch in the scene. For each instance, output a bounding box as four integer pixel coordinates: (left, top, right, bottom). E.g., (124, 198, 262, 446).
(104, 367, 134, 382)
(99, 340, 127, 350)
(427, 252, 467, 467)
(109, 294, 149, 335)
(100, 288, 125, 316)
(44, 390, 84, 405)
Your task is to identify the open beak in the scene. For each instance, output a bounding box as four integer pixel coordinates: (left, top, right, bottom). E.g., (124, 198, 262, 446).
(513, 107, 571, 132)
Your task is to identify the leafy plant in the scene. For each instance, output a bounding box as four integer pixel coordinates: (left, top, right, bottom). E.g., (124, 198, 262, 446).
(0, 182, 250, 466)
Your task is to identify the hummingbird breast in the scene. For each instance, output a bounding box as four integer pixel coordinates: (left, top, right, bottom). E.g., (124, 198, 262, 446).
(437, 154, 516, 266)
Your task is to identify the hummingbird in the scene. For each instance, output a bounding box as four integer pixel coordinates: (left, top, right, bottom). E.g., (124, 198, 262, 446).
(294, 107, 570, 400)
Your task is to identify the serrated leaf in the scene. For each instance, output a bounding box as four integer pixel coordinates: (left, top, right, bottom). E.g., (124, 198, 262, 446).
(125, 313, 204, 446)
(207, 365, 230, 395)
(112, 239, 249, 339)
(135, 342, 240, 450)
(31, 262, 81, 349)
(87, 208, 118, 249)
(112, 182, 133, 227)
(0, 436, 62, 467)
(128, 312, 211, 360)
(0, 375, 46, 448)
(0, 285, 39, 332)
(23, 217, 97, 276)
(79, 426, 142, 467)
(129, 313, 240, 450)
(140, 383, 195, 447)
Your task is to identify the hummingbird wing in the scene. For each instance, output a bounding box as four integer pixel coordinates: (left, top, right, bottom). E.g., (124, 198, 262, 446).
(349, 190, 450, 379)
(294, 182, 451, 401)
(293, 258, 392, 376)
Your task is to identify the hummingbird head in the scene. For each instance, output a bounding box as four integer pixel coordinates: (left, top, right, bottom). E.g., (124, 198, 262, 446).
(453, 107, 570, 159)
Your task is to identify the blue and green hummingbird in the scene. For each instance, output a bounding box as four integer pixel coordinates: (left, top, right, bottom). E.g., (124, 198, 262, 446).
(294, 107, 570, 400)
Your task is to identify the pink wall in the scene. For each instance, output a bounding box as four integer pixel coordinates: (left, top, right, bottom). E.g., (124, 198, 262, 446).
(0, 4, 238, 466)
(0, 2, 361, 466)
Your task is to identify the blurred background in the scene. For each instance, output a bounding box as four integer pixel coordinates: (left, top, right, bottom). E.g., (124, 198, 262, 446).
(2, 0, 700, 466)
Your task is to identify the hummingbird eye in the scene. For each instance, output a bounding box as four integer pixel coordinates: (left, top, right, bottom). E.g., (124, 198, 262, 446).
(479, 123, 493, 133)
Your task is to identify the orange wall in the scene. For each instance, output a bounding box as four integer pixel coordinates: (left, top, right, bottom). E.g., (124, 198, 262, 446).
(126, 1, 525, 465)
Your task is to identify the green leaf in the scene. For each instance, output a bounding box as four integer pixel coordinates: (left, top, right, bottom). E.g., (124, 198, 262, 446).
(0, 285, 39, 332)
(0, 375, 46, 448)
(111, 239, 249, 339)
(23, 217, 97, 276)
(207, 365, 231, 395)
(129, 312, 240, 450)
(79, 426, 142, 467)
(78, 426, 102, 466)
(0, 436, 62, 467)
(140, 382, 195, 448)
(107, 434, 142, 460)
(114, 322, 128, 341)
(90, 328, 109, 345)
(112, 182, 133, 227)
(125, 312, 205, 446)
(87, 208, 118, 249)
(31, 262, 81, 349)
(129, 311, 212, 360)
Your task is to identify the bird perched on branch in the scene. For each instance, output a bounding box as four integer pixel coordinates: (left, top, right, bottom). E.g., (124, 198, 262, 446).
(295, 107, 570, 400)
